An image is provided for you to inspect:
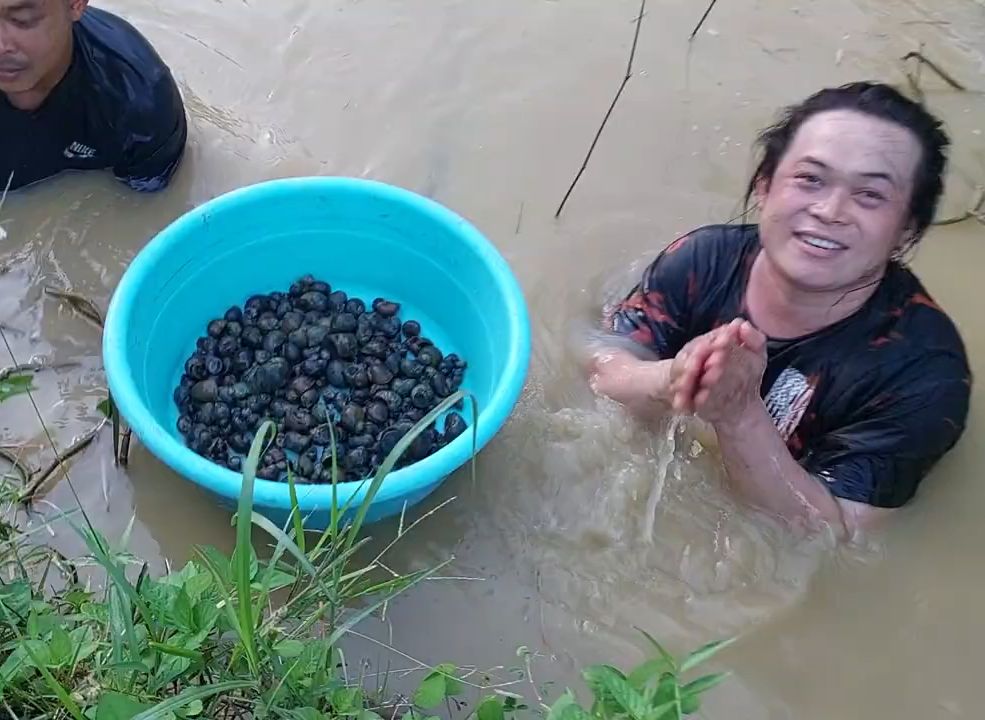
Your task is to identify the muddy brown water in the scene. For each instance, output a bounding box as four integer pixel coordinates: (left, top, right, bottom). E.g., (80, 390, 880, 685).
(2, 0, 985, 717)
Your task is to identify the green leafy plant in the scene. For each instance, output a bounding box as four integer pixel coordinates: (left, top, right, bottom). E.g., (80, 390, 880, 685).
(0, 379, 734, 719)
(0, 393, 476, 718)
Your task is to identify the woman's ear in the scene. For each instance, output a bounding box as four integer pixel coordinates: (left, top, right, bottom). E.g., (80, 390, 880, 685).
(753, 175, 770, 208)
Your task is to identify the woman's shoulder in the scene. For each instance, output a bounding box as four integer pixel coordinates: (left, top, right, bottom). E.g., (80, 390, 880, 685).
(662, 222, 759, 258)
(867, 264, 971, 379)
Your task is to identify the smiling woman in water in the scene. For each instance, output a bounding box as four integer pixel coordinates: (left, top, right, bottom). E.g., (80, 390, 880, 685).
(590, 82, 971, 537)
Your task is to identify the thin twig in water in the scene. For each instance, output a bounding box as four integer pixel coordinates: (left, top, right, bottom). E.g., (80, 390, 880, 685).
(346, 629, 527, 691)
(902, 51, 966, 91)
(555, 0, 647, 218)
(932, 186, 985, 226)
(43, 287, 104, 327)
(515, 201, 524, 235)
(19, 418, 108, 502)
(0, 362, 44, 382)
(371, 495, 458, 567)
(0, 361, 79, 383)
(689, 0, 721, 41)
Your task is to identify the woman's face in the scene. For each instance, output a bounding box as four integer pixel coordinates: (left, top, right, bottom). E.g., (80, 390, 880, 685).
(756, 109, 922, 294)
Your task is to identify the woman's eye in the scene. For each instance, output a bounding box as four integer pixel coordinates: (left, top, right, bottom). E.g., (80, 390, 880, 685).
(794, 173, 822, 187)
(10, 14, 41, 29)
(857, 189, 887, 205)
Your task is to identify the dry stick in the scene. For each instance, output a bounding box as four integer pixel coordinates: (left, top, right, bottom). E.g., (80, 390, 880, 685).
(689, 0, 721, 41)
(932, 187, 985, 226)
(0, 362, 45, 382)
(902, 51, 967, 91)
(43, 287, 134, 464)
(43, 287, 104, 327)
(0, 448, 33, 485)
(555, 0, 647, 218)
(18, 418, 108, 503)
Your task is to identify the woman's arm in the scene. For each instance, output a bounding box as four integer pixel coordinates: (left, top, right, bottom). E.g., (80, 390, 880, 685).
(684, 321, 889, 535)
(589, 347, 675, 412)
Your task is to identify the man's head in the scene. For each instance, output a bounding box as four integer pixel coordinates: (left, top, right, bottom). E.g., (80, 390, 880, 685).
(0, 0, 87, 108)
(746, 82, 949, 294)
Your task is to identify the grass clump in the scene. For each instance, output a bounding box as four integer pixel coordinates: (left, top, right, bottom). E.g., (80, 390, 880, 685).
(0, 389, 733, 719)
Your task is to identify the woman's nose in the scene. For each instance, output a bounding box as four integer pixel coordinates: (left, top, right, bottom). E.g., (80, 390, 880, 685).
(809, 188, 849, 224)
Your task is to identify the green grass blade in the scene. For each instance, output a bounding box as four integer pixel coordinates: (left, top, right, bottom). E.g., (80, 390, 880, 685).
(635, 626, 679, 673)
(678, 638, 736, 673)
(250, 511, 340, 603)
(679, 672, 730, 697)
(322, 560, 449, 647)
(345, 390, 473, 547)
(233, 421, 277, 676)
(78, 525, 159, 641)
(132, 679, 254, 720)
(147, 640, 205, 662)
(287, 471, 306, 555)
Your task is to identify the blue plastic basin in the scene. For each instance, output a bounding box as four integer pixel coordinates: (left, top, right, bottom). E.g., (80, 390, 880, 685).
(103, 177, 531, 529)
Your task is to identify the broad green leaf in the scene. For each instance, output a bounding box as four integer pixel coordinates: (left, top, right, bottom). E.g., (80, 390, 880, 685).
(97, 398, 114, 419)
(0, 580, 32, 616)
(179, 699, 203, 718)
(643, 700, 679, 720)
(171, 588, 194, 632)
(546, 691, 591, 720)
(253, 567, 296, 590)
(434, 663, 463, 696)
(582, 665, 649, 720)
(477, 696, 506, 720)
(133, 680, 254, 720)
(413, 673, 448, 709)
(680, 672, 730, 699)
(0, 645, 28, 683)
(274, 639, 306, 659)
(69, 625, 99, 665)
(49, 624, 73, 666)
(331, 687, 363, 713)
(13, 633, 84, 720)
(678, 637, 736, 673)
(96, 692, 153, 720)
(628, 657, 676, 690)
(654, 674, 678, 706)
(192, 599, 221, 638)
(357, 711, 383, 720)
(153, 654, 192, 690)
(680, 694, 700, 715)
(186, 548, 232, 590)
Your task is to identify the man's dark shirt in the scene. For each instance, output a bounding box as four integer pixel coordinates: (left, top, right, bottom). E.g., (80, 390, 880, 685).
(610, 224, 972, 508)
(1, 7, 187, 192)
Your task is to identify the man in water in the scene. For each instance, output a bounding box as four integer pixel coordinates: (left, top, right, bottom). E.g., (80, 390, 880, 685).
(590, 82, 971, 536)
(0, 0, 187, 191)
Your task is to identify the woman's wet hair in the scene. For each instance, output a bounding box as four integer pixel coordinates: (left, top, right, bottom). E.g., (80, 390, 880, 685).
(745, 81, 950, 246)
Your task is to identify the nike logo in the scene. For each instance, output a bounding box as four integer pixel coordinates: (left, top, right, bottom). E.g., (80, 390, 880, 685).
(63, 141, 97, 159)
